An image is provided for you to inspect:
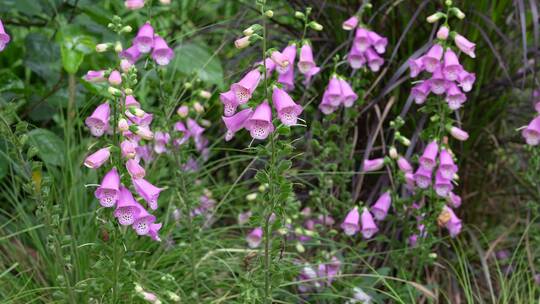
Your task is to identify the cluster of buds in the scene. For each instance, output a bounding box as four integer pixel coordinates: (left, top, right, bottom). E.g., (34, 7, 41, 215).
(343, 13, 388, 72)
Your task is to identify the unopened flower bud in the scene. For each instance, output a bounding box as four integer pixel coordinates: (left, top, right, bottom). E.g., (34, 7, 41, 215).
(437, 25, 449, 40)
(243, 24, 262, 36)
(426, 12, 446, 23)
(264, 10, 274, 18)
(134, 283, 143, 293)
(450, 7, 465, 19)
(448, 126, 469, 141)
(398, 136, 411, 146)
(176, 105, 189, 117)
(234, 36, 250, 49)
(184, 82, 192, 89)
(118, 118, 129, 131)
(294, 11, 305, 19)
(199, 90, 211, 99)
(389, 146, 398, 159)
(308, 21, 323, 31)
(166, 291, 180, 302)
(295, 242, 305, 253)
(124, 88, 133, 95)
(120, 25, 133, 33)
(445, 0, 453, 6)
(108, 86, 122, 96)
(120, 59, 132, 72)
(96, 43, 109, 52)
(159, 0, 171, 4)
(246, 193, 257, 201)
(108, 70, 122, 86)
(193, 101, 204, 114)
(114, 41, 123, 53)
(129, 106, 146, 117)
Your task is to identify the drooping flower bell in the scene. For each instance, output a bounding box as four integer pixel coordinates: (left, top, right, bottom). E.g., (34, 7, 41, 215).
(448, 192, 462, 208)
(85, 102, 110, 137)
(419, 140, 439, 170)
(94, 168, 121, 207)
(153, 131, 170, 154)
(348, 44, 367, 69)
(408, 57, 425, 78)
(443, 206, 462, 237)
(317, 256, 341, 284)
(454, 34, 476, 58)
(522, 116, 540, 145)
(132, 178, 162, 210)
(134, 23, 154, 53)
(244, 101, 274, 140)
(434, 170, 453, 197)
(220, 90, 239, 117)
(397, 156, 413, 173)
(413, 166, 432, 189)
(121, 139, 137, 159)
(438, 149, 458, 179)
(340, 206, 360, 236)
(411, 81, 431, 104)
(325, 76, 344, 106)
(449, 126, 469, 141)
(0, 20, 11, 51)
(270, 50, 290, 73)
(132, 206, 157, 235)
(457, 70, 476, 92)
(319, 91, 338, 115)
(126, 159, 146, 179)
(367, 30, 388, 54)
(298, 43, 316, 74)
(114, 186, 143, 225)
(151, 35, 174, 66)
(365, 48, 384, 72)
(363, 158, 384, 172)
(231, 69, 261, 104)
(147, 223, 162, 241)
(120, 45, 142, 64)
(108, 70, 122, 86)
(442, 49, 463, 81)
(429, 67, 449, 95)
(342, 16, 359, 31)
(354, 28, 371, 52)
(445, 83, 467, 110)
(84, 70, 106, 82)
(360, 208, 378, 239)
(272, 86, 303, 126)
(84, 147, 111, 169)
(422, 44, 444, 73)
(222, 108, 253, 141)
(371, 191, 391, 221)
(338, 78, 358, 108)
(246, 227, 263, 248)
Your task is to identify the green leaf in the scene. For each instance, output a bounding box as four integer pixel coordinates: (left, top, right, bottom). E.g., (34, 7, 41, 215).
(171, 43, 224, 88)
(24, 33, 61, 83)
(0, 70, 24, 93)
(27, 129, 64, 166)
(61, 45, 84, 75)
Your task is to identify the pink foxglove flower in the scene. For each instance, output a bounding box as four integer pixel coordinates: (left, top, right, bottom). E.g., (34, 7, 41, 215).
(125, 95, 141, 108)
(317, 257, 341, 284)
(439, 149, 458, 179)
(422, 44, 444, 73)
(360, 208, 378, 239)
(85, 102, 110, 137)
(457, 70, 476, 92)
(94, 168, 120, 207)
(108, 70, 122, 86)
(133, 178, 162, 210)
(121, 140, 137, 159)
(187, 118, 205, 138)
(442, 49, 463, 81)
(445, 83, 467, 110)
(348, 44, 367, 69)
(419, 140, 439, 170)
(278, 65, 295, 91)
(363, 158, 384, 172)
(397, 157, 413, 173)
(338, 78, 358, 107)
(522, 116, 540, 145)
(411, 80, 431, 104)
(325, 76, 344, 106)
(449, 126, 469, 141)
(341, 206, 360, 236)
(114, 187, 143, 225)
(365, 48, 384, 72)
(448, 192, 462, 208)
(444, 206, 462, 237)
(84, 147, 111, 169)
(371, 192, 391, 220)
(270, 50, 290, 72)
(132, 206, 157, 235)
(354, 28, 371, 52)
(231, 69, 261, 104)
(84, 70, 106, 82)
(238, 210, 252, 225)
(454, 34, 476, 58)
(279, 44, 297, 74)
(244, 101, 274, 140)
(120, 45, 142, 64)
(434, 170, 453, 197)
(272, 87, 303, 126)
(148, 223, 162, 241)
(134, 22, 154, 53)
(126, 159, 146, 179)
(120, 59, 132, 72)
(430, 67, 449, 95)
(220, 90, 239, 117)
(319, 92, 338, 115)
(246, 227, 263, 248)
(0, 20, 10, 51)
(298, 44, 316, 74)
(342, 16, 359, 31)
(437, 26, 449, 40)
(151, 35, 174, 66)
(408, 57, 425, 78)
(222, 108, 253, 141)
(414, 166, 432, 189)
(153, 131, 170, 154)
(234, 36, 250, 49)
(367, 30, 388, 54)
(125, 0, 145, 10)
(303, 66, 320, 86)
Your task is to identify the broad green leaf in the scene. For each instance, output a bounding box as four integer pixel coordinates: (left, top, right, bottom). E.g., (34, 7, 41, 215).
(0, 70, 24, 93)
(27, 129, 64, 166)
(61, 45, 84, 75)
(24, 33, 61, 83)
(171, 43, 224, 88)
